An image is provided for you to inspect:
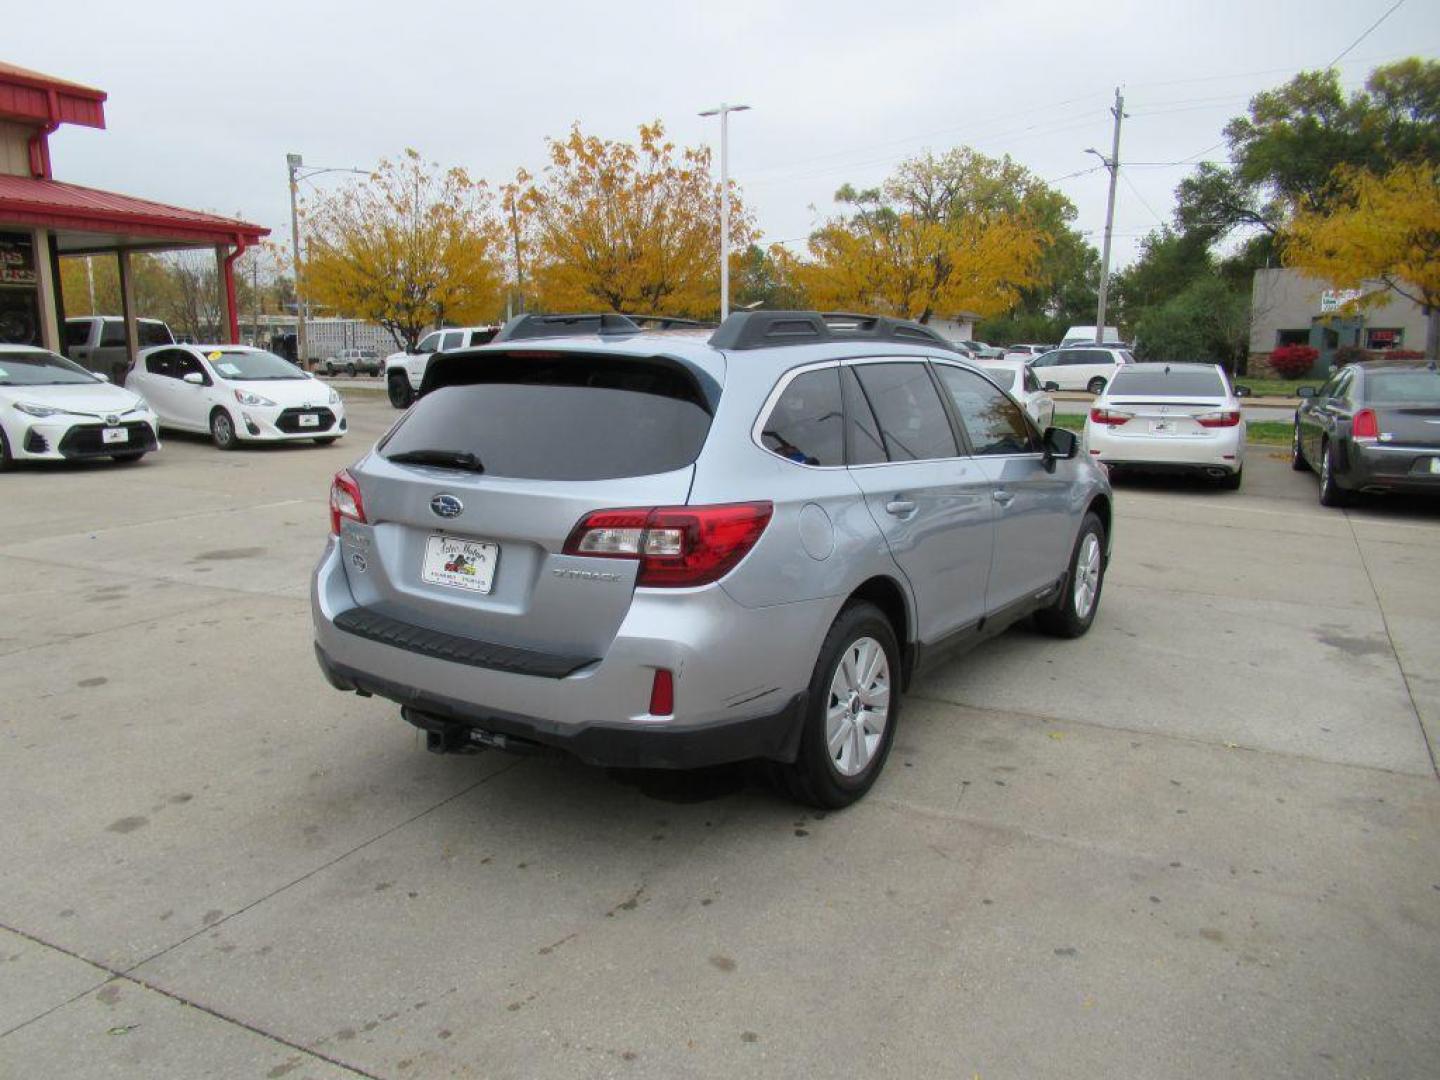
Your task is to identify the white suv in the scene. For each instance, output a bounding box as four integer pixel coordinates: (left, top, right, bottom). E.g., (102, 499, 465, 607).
(1029, 346, 1134, 394)
(385, 326, 500, 408)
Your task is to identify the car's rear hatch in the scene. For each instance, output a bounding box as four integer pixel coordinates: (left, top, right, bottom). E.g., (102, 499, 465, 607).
(342, 350, 718, 660)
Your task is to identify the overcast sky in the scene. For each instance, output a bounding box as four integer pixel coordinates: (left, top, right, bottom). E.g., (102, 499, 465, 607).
(14, 0, 1439, 270)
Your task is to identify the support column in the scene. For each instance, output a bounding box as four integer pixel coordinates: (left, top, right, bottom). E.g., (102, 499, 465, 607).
(31, 228, 61, 351)
(117, 248, 139, 381)
(216, 243, 238, 344)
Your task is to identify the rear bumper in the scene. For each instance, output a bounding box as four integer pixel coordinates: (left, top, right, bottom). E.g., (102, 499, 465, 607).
(1085, 423, 1243, 472)
(315, 644, 805, 769)
(310, 539, 830, 768)
(1345, 444, 1440, 494)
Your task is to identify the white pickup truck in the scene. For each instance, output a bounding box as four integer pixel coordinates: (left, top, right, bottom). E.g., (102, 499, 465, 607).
(385, 325, 500, 408)
(64, 316, 175, 383)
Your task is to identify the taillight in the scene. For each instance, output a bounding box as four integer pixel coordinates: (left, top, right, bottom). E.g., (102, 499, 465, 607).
(1089, 408, 1132, 426)
(329, 469, 366, 534)
(1351, 408, 1379, 440)
(563, 502, 773, 587)
(1196, 410, 1242, 428)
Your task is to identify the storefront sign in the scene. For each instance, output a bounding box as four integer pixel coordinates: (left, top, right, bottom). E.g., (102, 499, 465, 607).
(1319, 288, 1364, 313)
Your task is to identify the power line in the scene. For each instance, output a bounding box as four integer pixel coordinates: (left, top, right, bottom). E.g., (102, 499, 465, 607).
(1328, 0, 1408, 68)
(1120, 170, 1168, 227)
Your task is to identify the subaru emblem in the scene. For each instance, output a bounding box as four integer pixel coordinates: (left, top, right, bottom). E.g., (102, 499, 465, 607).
(430, 494, 463, 519)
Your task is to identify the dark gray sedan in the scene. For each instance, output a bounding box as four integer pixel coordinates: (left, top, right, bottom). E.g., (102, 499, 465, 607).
(1292, 361, 1440, 506)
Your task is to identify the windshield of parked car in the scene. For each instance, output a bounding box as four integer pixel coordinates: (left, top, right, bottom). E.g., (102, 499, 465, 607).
(0, 349, 103, 386)
(1364, 370, 1440, 404)
(1107, 368, 1226, 397)
(206, 350, 308, 381)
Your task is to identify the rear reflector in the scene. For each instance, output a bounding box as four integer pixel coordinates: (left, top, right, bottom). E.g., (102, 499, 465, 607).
(1196, 410, 1242, 428)
(1090, 408, 1132, 426)
(1352, 408, 1379, 439)
(564, 502, 773, 587)
(329, 469, 366, 534)
(649, 669, 674, 716)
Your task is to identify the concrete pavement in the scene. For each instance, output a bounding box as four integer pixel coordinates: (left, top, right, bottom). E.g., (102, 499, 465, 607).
(1, 398, 1436, 1079)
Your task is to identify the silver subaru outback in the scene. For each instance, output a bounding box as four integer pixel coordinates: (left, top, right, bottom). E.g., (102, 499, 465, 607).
(312, 311, 1113, 807)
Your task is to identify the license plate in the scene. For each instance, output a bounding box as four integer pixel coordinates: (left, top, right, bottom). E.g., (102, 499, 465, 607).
(101, 427, 129, 444)
(298, 414, 320, 428)
(421, 535, 498, 594)
(1149, 420, 1175, 435)
(1430, 458, 1440, 475)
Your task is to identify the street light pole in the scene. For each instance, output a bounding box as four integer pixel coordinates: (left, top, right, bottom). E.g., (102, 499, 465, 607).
(286, 153, 306, 367)
(1086, 87, 1126, 345)
(699, 103, 750, 321)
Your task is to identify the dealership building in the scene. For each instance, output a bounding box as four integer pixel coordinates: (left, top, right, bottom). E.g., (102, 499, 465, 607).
(1249, 267, 1429, 375)
(0, 60, 267, 362)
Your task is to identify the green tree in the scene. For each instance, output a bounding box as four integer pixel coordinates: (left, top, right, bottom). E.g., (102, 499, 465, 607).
(733, 243, 808, 310)
(1132, 275, 1250, 370)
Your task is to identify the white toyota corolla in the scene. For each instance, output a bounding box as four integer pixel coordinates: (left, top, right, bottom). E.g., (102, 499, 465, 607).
(126, 344, 346, 449)
(1084, 361, 1246, 488)
(0, 344, 159, 469)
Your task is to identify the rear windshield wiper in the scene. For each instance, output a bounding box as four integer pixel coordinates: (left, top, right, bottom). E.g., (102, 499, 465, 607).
(385, 449, 486, 472)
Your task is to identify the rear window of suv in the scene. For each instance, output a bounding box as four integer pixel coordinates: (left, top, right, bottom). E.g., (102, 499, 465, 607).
(1108, 368, 1225, 397)
(382, 355, 713, 481)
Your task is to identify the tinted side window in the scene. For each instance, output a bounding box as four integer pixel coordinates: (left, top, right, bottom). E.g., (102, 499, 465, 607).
(853, 363, 958, 462)
(1063, 349, 1100, 365)
(64, 321, 91, 349)
(936, 365, 1035, 456)
(1023, 367, 1040, 393)
(99, 321, 126, 346)
(841, 367, 886, 465)
(760, 368, 845, 467)
(175, 353, 208, 383)
(417, 333, 441, 353)
(441, 331, 465, 351)
(139, 322, 172, 347)
(146, 351, 175, 378)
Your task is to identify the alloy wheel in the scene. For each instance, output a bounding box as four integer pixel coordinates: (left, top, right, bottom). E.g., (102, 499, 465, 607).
(1074, 532, 1102, 618)
(825, 636, 891, 777)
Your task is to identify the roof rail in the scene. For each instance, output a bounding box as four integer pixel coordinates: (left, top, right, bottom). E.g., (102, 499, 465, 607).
(624, 314, 719, 331)
(492, 312, 642, 343)
(707, 310, 962, 352)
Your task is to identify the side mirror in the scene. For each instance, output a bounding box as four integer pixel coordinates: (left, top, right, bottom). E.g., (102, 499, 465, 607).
(183, 372, 204, 385)
(1234, 385, 1253, 398)
(1043, 381, 1060, 392)
(1043, 426, 1079, 461)
(1296, 385, 1317, 399)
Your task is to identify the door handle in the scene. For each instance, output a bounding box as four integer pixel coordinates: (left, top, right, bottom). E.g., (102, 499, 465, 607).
(884, 499, 917, 517)
(993, 489, 1014, 506)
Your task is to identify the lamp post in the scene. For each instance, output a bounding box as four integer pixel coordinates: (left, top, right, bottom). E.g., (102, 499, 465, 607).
(699, 103, 750, 321)
(286, 153, 369, 367)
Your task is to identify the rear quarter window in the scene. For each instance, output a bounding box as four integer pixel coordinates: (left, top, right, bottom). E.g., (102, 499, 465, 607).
(760, 368, 844, 466)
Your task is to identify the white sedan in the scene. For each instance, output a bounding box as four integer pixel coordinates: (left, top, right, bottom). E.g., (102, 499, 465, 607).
(0, 344, 159, 469)
(1029, 345, 1134, 394)
(127, 345, 346, 450)
(1083, 362, 1245, 488)
(978, 357, 1056, 429)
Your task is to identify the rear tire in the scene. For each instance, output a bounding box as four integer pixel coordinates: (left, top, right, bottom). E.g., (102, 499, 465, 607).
(1086, 377, 1107, 395)
(773, 601, 901, 809)
(345, 364, 356, 376)
(1317, 439, 1349, 507)
(1035, 511, 1106, 639)
(0, 426, 12, 471)
(1290, 423, 1308, 471)
(387, 373, 414, 409)
(210, 408, 239, 451)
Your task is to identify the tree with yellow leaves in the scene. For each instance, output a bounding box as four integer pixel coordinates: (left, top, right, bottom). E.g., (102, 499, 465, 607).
(781, 152, 1049, 324)
(304, 150, 505, 351)
(521, 122, 753, 317)
(1284, 161, 1440, 363)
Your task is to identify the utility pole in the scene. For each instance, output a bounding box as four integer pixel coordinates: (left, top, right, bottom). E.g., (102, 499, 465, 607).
(1087, 87, 1125, 344)
(510, 201, 524, 315)
(286, 153, 306, 367)
(699, 103, 751, 321)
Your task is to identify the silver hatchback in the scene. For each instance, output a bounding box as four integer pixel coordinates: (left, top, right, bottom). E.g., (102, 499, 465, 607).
(312, 311, 1113, 807)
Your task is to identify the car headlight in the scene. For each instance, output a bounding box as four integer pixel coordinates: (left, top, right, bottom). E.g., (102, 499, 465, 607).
(13, 402, 68, 418)
(123, 399, 153, 416)
(233, 389, 276, 407)
(328, 387, 341, 405)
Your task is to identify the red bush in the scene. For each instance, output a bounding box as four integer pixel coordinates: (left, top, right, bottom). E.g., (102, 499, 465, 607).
(1386, 349, 1425, 360)
(1269, 344, 1319, 378)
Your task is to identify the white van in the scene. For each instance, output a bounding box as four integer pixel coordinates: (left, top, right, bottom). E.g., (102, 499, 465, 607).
(1060, 325, 1121, 347)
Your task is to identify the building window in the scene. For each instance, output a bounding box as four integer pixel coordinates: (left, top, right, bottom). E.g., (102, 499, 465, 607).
(1275, 329, 1310, 347)
(1365, 328, 1403, 350)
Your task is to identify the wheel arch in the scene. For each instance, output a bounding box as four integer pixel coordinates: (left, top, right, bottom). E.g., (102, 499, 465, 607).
(1085, 492, 1113, 554)
(846, 575, 915, 689)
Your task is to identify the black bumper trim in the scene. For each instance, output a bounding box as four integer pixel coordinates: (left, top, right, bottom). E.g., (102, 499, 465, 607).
(332, 606, 596, 679)
(315, 643, 807, 769)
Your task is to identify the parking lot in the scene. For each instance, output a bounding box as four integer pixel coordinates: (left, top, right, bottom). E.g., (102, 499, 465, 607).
(2, 390, 1438, 1079)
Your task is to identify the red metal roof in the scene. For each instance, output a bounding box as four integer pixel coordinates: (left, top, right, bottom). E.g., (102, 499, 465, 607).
(0, 174, 268, 246)
(0, 61, 106, 129)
